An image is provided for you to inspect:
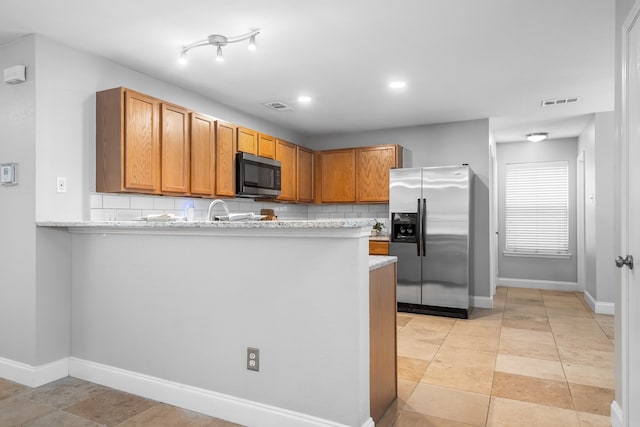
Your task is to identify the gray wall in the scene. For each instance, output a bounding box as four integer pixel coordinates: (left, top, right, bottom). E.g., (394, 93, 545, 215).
(0, 33, 307, 367)
(70, 229, 370, 426)
(0, 36, 38, 365)
(496, 138, 578, 283)
(32, 34, 306, 222)
(594, 112, 616, 303)
(578, 112, 616, 304)
(306, 119, 491, 298)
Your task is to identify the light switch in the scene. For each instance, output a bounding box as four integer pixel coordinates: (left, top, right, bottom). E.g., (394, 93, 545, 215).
(0, 163, 17, 186)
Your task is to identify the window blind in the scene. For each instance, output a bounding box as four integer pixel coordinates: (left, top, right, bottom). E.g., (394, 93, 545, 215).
(504, 161, 569, 256)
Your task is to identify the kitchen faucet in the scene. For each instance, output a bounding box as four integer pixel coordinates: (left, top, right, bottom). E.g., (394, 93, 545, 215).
(207, 199, 229, 221)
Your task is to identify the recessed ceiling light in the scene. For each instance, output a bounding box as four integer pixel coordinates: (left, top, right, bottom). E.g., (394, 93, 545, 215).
(389, 81, 407, 89)
(298, 96, 312, 103)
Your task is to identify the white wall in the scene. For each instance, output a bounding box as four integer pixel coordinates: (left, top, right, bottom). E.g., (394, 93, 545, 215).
(496, 138, 578, 284)
(306, 119, 492, 299)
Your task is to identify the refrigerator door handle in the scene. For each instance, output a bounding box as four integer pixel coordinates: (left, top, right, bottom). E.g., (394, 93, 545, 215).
(422, 198, 427, 256)
(416, 198, 421, 256)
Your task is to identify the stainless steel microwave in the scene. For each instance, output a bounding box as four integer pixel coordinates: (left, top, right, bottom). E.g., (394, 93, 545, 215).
(236, 152, 281, 198)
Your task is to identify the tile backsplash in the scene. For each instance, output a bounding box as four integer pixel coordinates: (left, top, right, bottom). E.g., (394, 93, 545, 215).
(89, 193, 389, 229)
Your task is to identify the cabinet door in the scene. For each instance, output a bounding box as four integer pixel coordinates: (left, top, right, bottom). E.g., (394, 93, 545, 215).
(276, 139, 297, 201)
(357, 145, 397, 202)
(216, 121, 237, 197)
(369, 263, 397, 422)
(258, 133, 275, 159)
(161, 103, 190, 194)
(190, 113, 216, 196)
(320, 149, 356, 203)
(297, 146, 314, 202)
(237, 127, 258, 155)
(369, 241, 390, 255)
(124, 90, 160, 193)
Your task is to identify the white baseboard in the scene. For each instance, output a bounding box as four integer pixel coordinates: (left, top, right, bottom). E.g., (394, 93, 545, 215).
(584, 290, 616, 315)
(611, 400, 623, 427)
(69, 357, 371, 427)
(497, 277, 577, 292)
(0, 356, 68, 387)
(471, 296, 493, 309)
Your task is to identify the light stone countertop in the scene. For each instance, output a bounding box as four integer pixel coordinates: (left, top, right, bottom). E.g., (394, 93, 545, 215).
(369, 255, 397, 271)
(369, 234, 390, 242)
(37, 218, 375, 229)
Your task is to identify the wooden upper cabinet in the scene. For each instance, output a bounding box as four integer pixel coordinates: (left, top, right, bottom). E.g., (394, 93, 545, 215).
(297, 146, 314, 203)
(319, 148, 356, 203)
(125, 91, 161, 193)
(190, 113, 216, 196)
(96, 87, 161, 194)
(237, 127, 258, 155)
(258, 133, 276, 159)
(161, 102, 190, 195)
(275, 138, 297, 201)
(216, 121, 237, 197)
(357, 145, 400, 202)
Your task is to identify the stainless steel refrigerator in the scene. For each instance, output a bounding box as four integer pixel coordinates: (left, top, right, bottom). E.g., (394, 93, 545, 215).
(389, 165, 473, 318)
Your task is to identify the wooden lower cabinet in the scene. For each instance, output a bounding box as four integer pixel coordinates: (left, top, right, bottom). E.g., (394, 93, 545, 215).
(369, 241, 389, 255)
(369, 262, 397, 422)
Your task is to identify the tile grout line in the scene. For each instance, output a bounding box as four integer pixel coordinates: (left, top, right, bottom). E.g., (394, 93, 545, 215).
(544, 291, 582, 424)
(484, 287, 507, 427)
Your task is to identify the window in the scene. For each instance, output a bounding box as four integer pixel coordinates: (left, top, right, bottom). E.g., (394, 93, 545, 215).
(504, 161, 570, 257)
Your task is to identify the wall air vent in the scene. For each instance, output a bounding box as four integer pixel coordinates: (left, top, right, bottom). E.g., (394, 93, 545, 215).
(263, 101, 294, 112)
(541, 97, 579, 107)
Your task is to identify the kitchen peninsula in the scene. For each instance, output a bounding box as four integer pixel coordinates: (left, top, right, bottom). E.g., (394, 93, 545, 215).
(37, 219, 397, 427)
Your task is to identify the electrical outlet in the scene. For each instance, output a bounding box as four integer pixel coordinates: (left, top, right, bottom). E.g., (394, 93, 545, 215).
(57, 177, 67, 193)
(247, 347, 260, 372)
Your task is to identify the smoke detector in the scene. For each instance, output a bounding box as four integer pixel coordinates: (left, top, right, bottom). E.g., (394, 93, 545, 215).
(541, 97, 579, 107)
(263, 101, 294, 112)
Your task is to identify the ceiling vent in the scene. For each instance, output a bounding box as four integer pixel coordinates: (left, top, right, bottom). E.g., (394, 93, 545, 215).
(263, 101, 294, 112)
(541, 97, 579, 107)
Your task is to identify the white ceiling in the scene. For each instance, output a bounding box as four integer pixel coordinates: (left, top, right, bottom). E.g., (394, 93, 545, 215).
(0, 0, 614, 140)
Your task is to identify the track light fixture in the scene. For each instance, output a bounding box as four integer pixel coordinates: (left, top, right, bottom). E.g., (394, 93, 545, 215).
(179, 29, 260, 65)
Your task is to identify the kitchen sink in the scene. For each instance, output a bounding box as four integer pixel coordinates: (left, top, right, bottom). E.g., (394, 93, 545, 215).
(214, 213, 266, 221)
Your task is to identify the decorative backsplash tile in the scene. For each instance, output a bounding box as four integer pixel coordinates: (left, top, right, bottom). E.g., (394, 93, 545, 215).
(89, 193, 389, 228)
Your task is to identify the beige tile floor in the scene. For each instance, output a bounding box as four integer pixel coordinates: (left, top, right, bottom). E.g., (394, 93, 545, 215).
(0, 376, 243, 427)
(384, 286, 615, 427)
(0, 286, 614, 427)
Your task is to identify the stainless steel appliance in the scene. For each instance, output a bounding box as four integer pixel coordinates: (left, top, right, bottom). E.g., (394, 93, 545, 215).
(236, 152, 281, 198)
(389, 165, 473, 318)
